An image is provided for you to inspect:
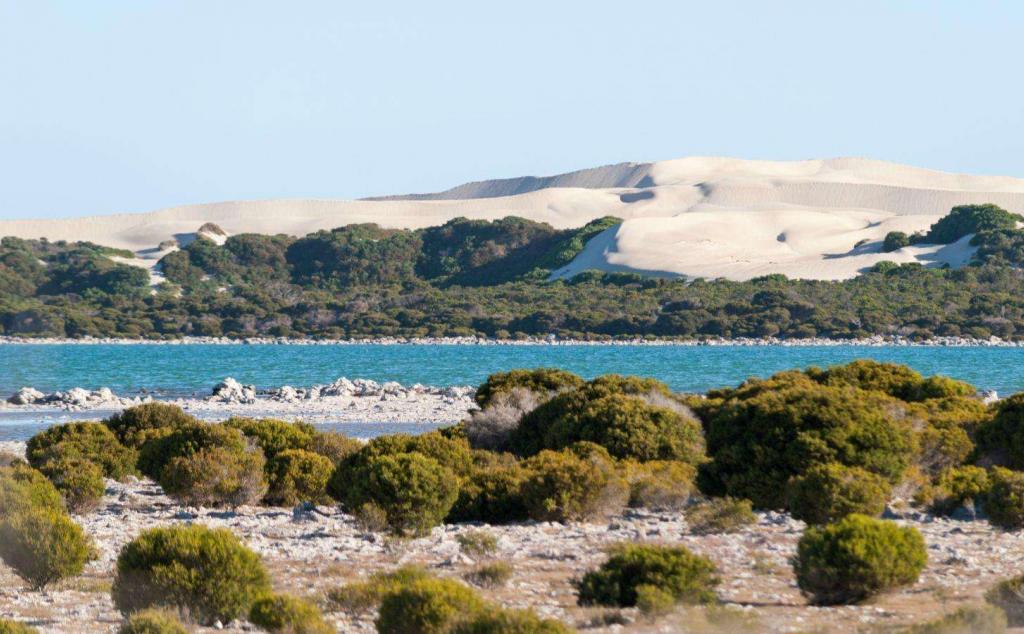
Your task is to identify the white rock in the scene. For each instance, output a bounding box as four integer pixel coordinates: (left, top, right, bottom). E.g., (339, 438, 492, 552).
(7, 386, 44, 405)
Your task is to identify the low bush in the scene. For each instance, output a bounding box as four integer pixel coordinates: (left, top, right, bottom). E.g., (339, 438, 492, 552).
(0, 505, 92, 590)
(118, 609, 189, 634)
(623, 460, 696, 510)
(26, 422, 137, 480)
(786, 462, 890, 524)
(634, 583, 676, 617)
(984, 468, 1024, 530)
(448, 456, 529, 524)
(375, 577, 485, 634)
(520, 449, 627, 522)
(456, 529, 498, 558)
(39, 457, 106, 513)
(264, 448, 334, 506)
(466, 387, 542, 452)
(685, 497, 756, 535)
(475, 368, 584, 409)
(576, 543, 719, 607)
(112, 524, 270, 625)
(0, 621, 38, 634)
(307, 430, 362, 465)
(450, 608, 572, 634)
(793, 514, 927, 604)
(136, 422, 248, 481)
(977, 394, 1024, 468)
(326, 566, 430, 613)
(928, 465, 990, 515)
(910, 605, 1007, 634)
(105, 403, 197, 448)
(160, 445, 266, 508)
(882, 231, 910, 252)
(224, 417, 315, 461)
(986, 575, 1024, 626)
(0, 450, 23, 467)
(353, 502, 389, 533)
(464, 562, 513, 588)
(0, 464, 65, 515)
(249, 594, 332, 634)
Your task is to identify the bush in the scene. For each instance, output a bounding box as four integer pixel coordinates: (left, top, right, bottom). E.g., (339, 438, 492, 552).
(160, 445, 266, 508)
(986, 575, 1024, 626)
(26, 422, 137, 480)
(911, 605, 1007, 634)
(307, 430, 362, 465)
(0, 505, 92, 589)
(264, 448, 334, 506)
(375, 577, 485, 634)
(326, 565, 430, 613)
(786, 463, 890, 524)
(793, 514, 927, 604)
(475, 368, 584, 408)
(922, 204, 1023, 244)
(137, 422, 249, 480)
(39, 457, 106, 513)
(118, 609, 189, 634)
(105, 403, 197, 448)
(224, 417, 314, 461)
(338, 452, 459, 535)
(466, 387, 542, 452)
(520, 449, 626, 522)
(685, 497, 756, 535)
(0, 621, 38, 634)
(623, 460, 696, 510)
(576, 543, 719, 607)
(112, 524, 270, 625)
(464, 562, 513, 588)
(984, 468, 1024, 530)
(450, 608, 572, 634)
(977, 394, 1024, 468)
(353, 502, 389, 533)
(882, 231, 910, 252)
(249, 594, 332, 634)
(456, 530, 499, 557)
(0, 464, 65, 516)
(928, 465, 990, 515)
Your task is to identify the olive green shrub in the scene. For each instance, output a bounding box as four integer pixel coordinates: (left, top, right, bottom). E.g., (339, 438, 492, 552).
(793, 514, 927, 604)
(249, 594, 332, 634)
(326, 565, 430, 613)
(137, 422, 249, 480)
(475, 368, 584, 408)
(986, 574, 1024, 626)
(519, 448, 626, 522)
(264, 448, 334, 506)
(375, 577, 485, 634)
(224, 417, 315, 461)
(576, 543, 719, 607)
(927, 465, 990, 515)
(786, 462, 890, 524)
(112, 524, 270, 625)
(118, 609, 189, 634)
(0, 620, 38, 634)
(26, 422, 137, 480)
(623, 460, 696, 510)
(307, 430, 362, 465)
(39, 457, 106, 513)
(105, 402, 198, 448)
(0, 463, 65, 516)
(685, 497, 756, 535)
(0, 505, 92, 589)
(456, 529, 499, 558)
(984, 468, 1024, 530)
(977, 394, 1024, 468)
(450, 608, 572, 634)
(464, 562, 513, 589)
(910, 605, 1007, 634)
(160, 445, 267, 508)
(448, 453, 529, 524)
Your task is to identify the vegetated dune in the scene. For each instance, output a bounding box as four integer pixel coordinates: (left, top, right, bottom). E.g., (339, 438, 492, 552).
(4, 156, 1024, 281)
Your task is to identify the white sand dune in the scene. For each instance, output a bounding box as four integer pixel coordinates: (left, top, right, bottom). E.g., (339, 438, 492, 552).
(3, 156, 1023, 280)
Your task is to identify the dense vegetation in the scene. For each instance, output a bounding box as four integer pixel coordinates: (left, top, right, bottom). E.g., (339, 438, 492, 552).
(6, 205, 1024, 341)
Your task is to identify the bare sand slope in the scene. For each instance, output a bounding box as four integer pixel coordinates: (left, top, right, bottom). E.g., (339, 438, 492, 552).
(3, 156, 1024, 280)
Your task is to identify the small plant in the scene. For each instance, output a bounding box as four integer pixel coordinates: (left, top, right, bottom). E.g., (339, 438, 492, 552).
(0, 505, 93, 590)
(26, 422, 137, 480)
(352, 502, 389, 533)
(793, 514, 927, 605)
(576, 543, 719, 608)
(105, 402, 197, 448)
(326, 565, 430, 613)
(685, 497, 756, 535)
(375, 577, 485, 634)
(0, 620, 39, 634)
(519, 449, 627, 522)
(249, 594, 333, 633)
(986, 575, 1024, 626)
(112, 524, 270, 625)
(464, 562, 513, 589)
(634, 583, 676, 617)
(910, 605, 1007, 634)
(623, 460, 696, 510)
(882, 231, 910, 253)
(264, 448, 334, 506)
(160, 445, 266, 508)
(786, 462, 890, 524)
(118, 609, 189, 634)
(983, 468, 1024, 530)
(456, 530, 498, 558)
(39, 457, 106, 514)
(450, 608, 572, 634)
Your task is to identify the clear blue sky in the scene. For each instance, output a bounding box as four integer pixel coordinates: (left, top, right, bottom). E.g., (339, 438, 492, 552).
(1, 1, 1022, 219)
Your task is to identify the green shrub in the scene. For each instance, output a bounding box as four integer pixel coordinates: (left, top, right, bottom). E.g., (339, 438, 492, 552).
(307, 431, 362, 465)
(39, 457, 106, 513)
(576, 543, 719, 607)
(326, 565, 430, 613)
(249, 594, 332, 634)
(793, 514, 927, 604)
(986, 575, 1024, 626)
(160, 445, 266, 508)
(0, 505, 92, 589)
(520, 449, 626, 522)
(448, 454, 529, 524)
(375, 577, 485, 634)
(0, 464, 65, 516)
(264, 448, 334, 506)
(922, 204, 1023, 244)
(338, 452, 459, 535)
(353, 502, 389, 532)
(137, 422, 249, 480)
(118, 609, 189, 634)
(977, 394, 1024, 469)
(464, 562, 513, 588)
(928, 465, 990, 515)
(26, 422, 137, 480)
(0, 620, 38, 634)
(910, 605, 1007, 634)
(224, 417, 315, 461)
(685, 497, 756, 535)
(984, 467, 1024, 530)
(882, 231, 910, 253)
(456, 529, 499, 558)
(450, 608, 572, 634)
(112, 524, 270, 624)
(786, 463, 890, 524)
(623, 460, 696, 510)
(475, 368, 584, 408)
(105, 403, 197, 448)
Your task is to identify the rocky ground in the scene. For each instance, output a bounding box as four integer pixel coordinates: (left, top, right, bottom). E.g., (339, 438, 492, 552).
(0, 442, 1020, 634)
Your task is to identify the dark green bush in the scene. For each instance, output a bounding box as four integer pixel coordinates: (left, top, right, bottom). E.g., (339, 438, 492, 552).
(448, 453, 529, 524)
(786, 462, 890, 524)
(623, 460, 696, 510)
(264, 448, 334, 506)
(118, 609, 189, 634)
(105, 403, 197, 448)
(338, 451, 459, 535)
(576, 543, 719, 607)
(26, 422, 137, 480)
(927, 465, 990, 515)
(793, 514, 927, 604)
(160, 445, 267, 508)
(307, 430, 362, 465)
(375, 577, 485, 634)
(0, 505, 92, 590)
(249, 594, 332, 633)
(922, 204, 1023, 244)
(224, 417, 315, 461)
(39, 457, 106, 513)
(519, 449, 626, 522)
(0, 620, 38, 634)
(882, 231, 910, 253)
(986, 575, 1024, 627)
(450, 608, 572, 634)
(475, 368, 584, 408)
(910, 605, 1007, 634)
(809, 360, 974, 402)
(112, 524, 270, 625)
(977, 394, 1024, 469)
(684, 497, 756, 535)
(984, 467, 1024, 530)
(137, 422, 248, 480)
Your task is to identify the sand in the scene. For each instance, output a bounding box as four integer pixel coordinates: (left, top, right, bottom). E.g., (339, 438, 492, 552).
(3, 156, 1024, 281)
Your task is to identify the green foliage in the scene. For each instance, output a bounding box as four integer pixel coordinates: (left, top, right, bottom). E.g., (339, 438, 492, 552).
(375, 577, 486, 634)
(910, 605, 1007, 634)
(118, 609, 189, 634)
(475, 368, 584, 408)
(307, 431, 362, 465)
(576, 543, 719, 607)
(0, 464, 65, 516)
(447, 453, 529, 524)
(223, 417, 315, 461)
(622, 460, 696, 510)
(160, 445, 267, 508)
(922, 204, 1023, 244)
(519, 449, 626, 522)
(264, 448, 334, 506)
(26, 422, 137, 480)
(986, 575, 1024, 627)
(112, 524, 271, 625)
(984, 467, 1024, 530)
(326, 566, 430, 613)
(105, 403, 198, 448)
(39, 457, 106, 514)
(786, 462, 890, 524)
(464, 562, 513, 589)
(456, 529, 499, 558)
(977, 393, 1024, 468)
(793, 514, 927, 605)
(249, 594, 333, 634)
(928, 465, 990, 515)
(684, 497, 756, 535)
(287, 224, 422, 288)
(450, 608, 572, 634)
(0, 505, 92, 590)
(137, 422, 248, 480)
(0, 620, 38, 634)
(882, 231, 910, 253)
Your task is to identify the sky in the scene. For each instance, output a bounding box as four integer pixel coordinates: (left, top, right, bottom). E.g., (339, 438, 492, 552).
(1, 1, 1023, 219)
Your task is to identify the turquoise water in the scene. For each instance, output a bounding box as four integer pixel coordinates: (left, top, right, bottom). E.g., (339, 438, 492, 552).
(1, 344, 1022, 396)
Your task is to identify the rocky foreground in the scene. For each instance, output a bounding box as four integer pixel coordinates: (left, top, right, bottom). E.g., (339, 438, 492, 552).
(0, 442, 1019, 634)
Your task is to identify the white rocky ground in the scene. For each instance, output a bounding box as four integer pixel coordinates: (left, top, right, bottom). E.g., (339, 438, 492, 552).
(0, 441, 1021, 634)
